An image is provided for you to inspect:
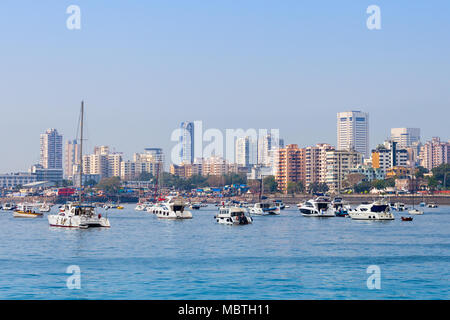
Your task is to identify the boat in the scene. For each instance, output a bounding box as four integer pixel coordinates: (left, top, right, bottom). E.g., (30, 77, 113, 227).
(48, 203, 110, 228)
(427, 203, 438, 208)
(149, 197, 193, 219)
(298, 196, 335, 217)
(39, 203, 52, 213)
(348, 200, 394, 220)
(331, 197, 349, 217)
(215, 206, 253, 225)
(401, 216, 413, 221)
(273, 200, 286, 210)
(248, 202, 280, 215)
(419, 202, 426, 207)
(13, 204, 43, 218)
(1, 203, 16, 211)
(408, 182, 423, 215)
(135, 202, 152, 211)
(408, 209, 424, 215)
(189, 202, 201, 210)
(392, 203, 407, 211)
(47, 102, 111, 229)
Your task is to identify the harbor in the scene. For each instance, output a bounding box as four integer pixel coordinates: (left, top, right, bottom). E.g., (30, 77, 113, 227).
(0, 203, 449, 299)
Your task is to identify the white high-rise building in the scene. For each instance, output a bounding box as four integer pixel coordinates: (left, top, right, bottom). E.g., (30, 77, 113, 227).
(40, 128, 63, 169)
(390, 128, 421, 149)
(337, 111, 369, 158)
(235, 137, 250, 167)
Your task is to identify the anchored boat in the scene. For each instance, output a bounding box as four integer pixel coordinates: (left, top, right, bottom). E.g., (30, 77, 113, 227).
(298, 196, 335, 217)
(215, 206, 253, 225)
(13, 204, 43, 218)
(48, 203, 110, 228)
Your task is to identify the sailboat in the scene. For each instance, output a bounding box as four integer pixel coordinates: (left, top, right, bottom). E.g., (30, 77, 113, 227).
(248, 177, 280, 215)
(48, 101, 111, 228)
(408, 175, 424, 215)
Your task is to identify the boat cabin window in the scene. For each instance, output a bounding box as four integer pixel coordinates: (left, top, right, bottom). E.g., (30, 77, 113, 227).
(371, 205, 388, 212)
(173, 205, 184, 212)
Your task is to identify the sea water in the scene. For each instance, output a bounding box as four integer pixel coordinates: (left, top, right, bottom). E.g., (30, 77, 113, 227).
(0, 204, 448, 299)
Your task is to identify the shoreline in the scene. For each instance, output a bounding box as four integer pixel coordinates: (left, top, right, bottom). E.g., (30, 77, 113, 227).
(2, 194, 450, 206)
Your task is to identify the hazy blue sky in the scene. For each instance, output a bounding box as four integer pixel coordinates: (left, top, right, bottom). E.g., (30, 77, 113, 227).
(0, 0, 449, 172)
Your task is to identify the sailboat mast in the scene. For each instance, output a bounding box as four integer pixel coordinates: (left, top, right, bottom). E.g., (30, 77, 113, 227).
(79, 101, 84, 201)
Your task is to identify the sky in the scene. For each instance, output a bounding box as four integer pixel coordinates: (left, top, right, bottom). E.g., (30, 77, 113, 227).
(0, 0, 449, 172)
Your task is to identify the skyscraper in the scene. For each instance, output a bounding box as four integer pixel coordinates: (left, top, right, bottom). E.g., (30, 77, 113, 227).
(235, 136, 250, 168)
(390, 128, 421, 149)
(40, 128, 63, 169)
(180, 122, 194, 164)
(337, 111, 369, 158)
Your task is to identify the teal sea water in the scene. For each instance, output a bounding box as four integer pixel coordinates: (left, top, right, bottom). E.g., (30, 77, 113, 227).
(0, 204, 449, 300)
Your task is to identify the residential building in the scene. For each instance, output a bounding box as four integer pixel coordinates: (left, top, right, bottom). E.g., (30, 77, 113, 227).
(419, 137, 450, 170)
(304, 143, 335, 190)
(325, 150, 363, 192)
(64, 140, 79, 179)
(40, 128, 63, 169)
(337, 111, 369, 158)
(276, 144, 305, 193)
(349, 164, 385, 182)
(371, 141, 408, 174)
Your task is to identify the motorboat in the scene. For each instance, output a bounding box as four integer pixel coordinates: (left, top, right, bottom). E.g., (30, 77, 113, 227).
(427, 203, 438, 208)
(135, 202, 152, 211)
(39, 203, 52, 213)
(331, 197, 349, 217)
(273, 200, 286, 210)
(149, 197, 193, 219)
(401, 216, 413, 221)
(48, 202, 111, 228)
(189, 202, 201, 210)
(392, 203, 407, 211)
(348, 200, 394, 220)
(13, 204, 43, 218)
(1, 203, 16, 211)
(248, 202, 280, 215)
(298, 196, 335, 217)
(408, 208, 424, 215)
(215, 206, 253, 225)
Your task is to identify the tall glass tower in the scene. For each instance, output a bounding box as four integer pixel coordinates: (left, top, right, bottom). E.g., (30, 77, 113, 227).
(180, 122, 195, 164)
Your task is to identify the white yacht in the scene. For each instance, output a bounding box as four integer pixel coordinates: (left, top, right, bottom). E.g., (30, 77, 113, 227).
(408, 208, 424, 215)
(215, 206, 253, 225)
(48, 203, 111, 228)
(427, 203, 438, 208)
(1, 203, 16, 211)
(148, 197, 193, 219)
(248, 202, 280, 215)
(39, 203, 52, 213)
(298, 196, 335, 217)
(392, 203, 407, 211)
(348, 200, 394, 220)
(135, 202, 152, 211)
(273, 200, 287, 210)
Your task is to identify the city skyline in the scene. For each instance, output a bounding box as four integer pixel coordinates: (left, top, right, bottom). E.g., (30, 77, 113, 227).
(1, 1, 449, 172)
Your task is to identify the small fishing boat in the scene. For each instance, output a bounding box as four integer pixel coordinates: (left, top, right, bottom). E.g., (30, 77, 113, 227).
(427, 203, 438, 208)
(13, 204, 43, 218)
(401, 216, 413, 221)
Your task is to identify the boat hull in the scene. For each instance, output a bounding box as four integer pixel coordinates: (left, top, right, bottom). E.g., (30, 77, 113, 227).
(48, 215, 111, 228)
